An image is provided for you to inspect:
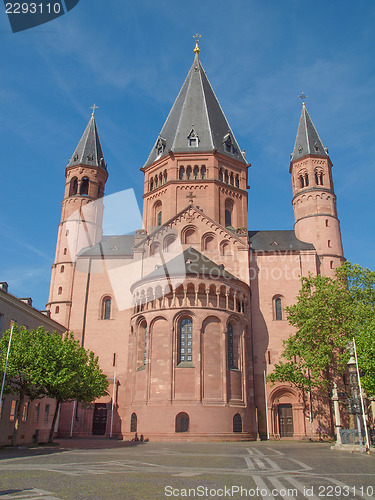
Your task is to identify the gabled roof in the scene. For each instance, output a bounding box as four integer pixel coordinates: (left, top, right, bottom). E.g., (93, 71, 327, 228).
(139, 246, 237, 282)
(249, 230, 315, 251)
(291, 104, 328, 162)
(78, 235, 135, 257)
(67, 114, 107, 171)
(144, 51, 246, 167)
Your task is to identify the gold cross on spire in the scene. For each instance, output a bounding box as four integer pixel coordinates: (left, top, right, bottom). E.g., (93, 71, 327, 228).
(298, 93, 308, 106)
(90, 104, 99, 116)
(193, 33, 201, 54)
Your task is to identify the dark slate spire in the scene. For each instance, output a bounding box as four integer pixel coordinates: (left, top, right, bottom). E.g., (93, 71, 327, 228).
(291, 103, 328, 161)
(67, 112, 107, 171)
(144, 45, 246, 167)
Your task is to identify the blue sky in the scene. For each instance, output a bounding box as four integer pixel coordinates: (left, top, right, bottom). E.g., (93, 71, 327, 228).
(0, 0, 374, 310)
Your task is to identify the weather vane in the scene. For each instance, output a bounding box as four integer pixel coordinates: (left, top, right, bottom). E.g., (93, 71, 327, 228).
(90, 104, 99, 116)
(298, 93, 308, 105)
(193, 33, 201, 54)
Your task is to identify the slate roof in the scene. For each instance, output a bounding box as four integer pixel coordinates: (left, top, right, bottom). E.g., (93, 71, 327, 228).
(144, 52, 246, 167)
(249, 230, 315, 251)
(78, 235, 135, 257)
(140, 246, 237, 282)
(67, 114, 107, 171)
(291, 104, 328, 162)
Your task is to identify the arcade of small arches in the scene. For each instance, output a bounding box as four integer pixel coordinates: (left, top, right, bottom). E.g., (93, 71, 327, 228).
(219, 168, 240, 188)
(129, 411, 243, 434)
(132, 281, 248, 315)
(147, 227, 235, 255)
(297, 168, 325, 189)
(178, 165, 206, 181)
(149, 170, 168, 191)
(69, 175, 104, 198)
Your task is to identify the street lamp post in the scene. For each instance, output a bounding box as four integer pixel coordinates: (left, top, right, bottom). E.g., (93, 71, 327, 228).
(347, 352, 363, 452)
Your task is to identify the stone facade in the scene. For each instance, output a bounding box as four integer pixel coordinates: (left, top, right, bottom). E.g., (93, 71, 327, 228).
(47, 48, 344, 441)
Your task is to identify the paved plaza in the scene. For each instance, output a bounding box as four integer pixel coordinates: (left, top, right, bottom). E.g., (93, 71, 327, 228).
(0, 440, 373, 499)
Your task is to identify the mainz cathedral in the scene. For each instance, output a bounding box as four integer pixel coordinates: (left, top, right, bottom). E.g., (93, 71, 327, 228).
(47, 39, 344, 440)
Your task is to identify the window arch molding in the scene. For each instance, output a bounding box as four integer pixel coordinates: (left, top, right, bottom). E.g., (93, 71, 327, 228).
(181, 225, 198, 244)
(152, 200, 162, 227)
(273, 295, 284, 321)
(163, 234, 177, 252)
(201, 232, 216, 251)
(100, 295, 112, 320)
(225, 198, 234, 227)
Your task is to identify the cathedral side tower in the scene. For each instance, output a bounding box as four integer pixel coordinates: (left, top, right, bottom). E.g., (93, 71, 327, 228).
(46, 111, 108, 327)
(290, 102, 344, 275)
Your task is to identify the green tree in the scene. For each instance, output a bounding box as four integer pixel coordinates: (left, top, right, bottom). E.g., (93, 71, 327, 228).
(36, 331, 108, 443)
(0, 327, 108, 445)
(338, 262, 375, 397)
(268, 271, 354, 435)
(0, 326, 48, 446)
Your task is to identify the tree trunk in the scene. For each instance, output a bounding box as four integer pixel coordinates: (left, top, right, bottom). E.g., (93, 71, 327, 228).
(48, 400, 60, 443)
(11, 393, 24, 447)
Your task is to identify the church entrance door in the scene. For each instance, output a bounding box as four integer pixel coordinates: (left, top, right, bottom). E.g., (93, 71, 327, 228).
(92, 403, 107, 435)
(278, 403, 293, 437)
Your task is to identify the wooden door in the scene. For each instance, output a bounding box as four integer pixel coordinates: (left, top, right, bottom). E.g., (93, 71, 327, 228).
(92, 403, 107, 435)
(278, 403, 294, 437)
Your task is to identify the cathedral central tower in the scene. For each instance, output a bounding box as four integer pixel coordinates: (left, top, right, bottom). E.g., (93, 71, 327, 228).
(141, 42, 249, 234)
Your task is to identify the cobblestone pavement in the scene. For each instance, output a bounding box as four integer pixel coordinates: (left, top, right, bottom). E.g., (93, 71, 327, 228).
(0, 440, 373, 499)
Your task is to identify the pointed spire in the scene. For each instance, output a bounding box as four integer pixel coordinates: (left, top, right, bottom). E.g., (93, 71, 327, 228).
(144, 45, 246, 167)
(67, 111, 107, 171)
(291, 103, 328, 162)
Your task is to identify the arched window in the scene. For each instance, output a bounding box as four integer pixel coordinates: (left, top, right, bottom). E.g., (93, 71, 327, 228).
(225, 199, 233, 227)
(163, 170, 167, 184)
(227, 323, 235, 369)
(186, 166, 192, 180)
(178, 318, 192, 363)
(153, 201, 162, 227)
(69, 177, 78, 196)
(201, 165, 206, 179)
(235, 175, 239, 188)
(102, 297, 111, 320)
(230, 173, 234, 186)
(157, 211, 162, 226)
(164, 235, 176, 252)
(179, 166, 184, 180)
(159, 172, 163, 186)
(193, 166, 199, 179)
(175, 412, 189, 432)
(224, 170, 229, 184)
(150, 178, 154, 191)
(233, 413, 242, 433)
(330, 261, 334, 269)
(55, 306, 60, 314)
(63, 248, 67, 255)
(80, 177, 89, 195)
(305, 173, 309, 187)
(219, 169, 223, 182)
(275, 297, 282, 320)
(154, 176, 158, 188)
(60, 265, 64, 273)
(130, 413, 137, 433)
(325, 219, 329, 227)
(328, 240, 332, 248)
(58, 287, 62, 295)
(183, 227, 197, 244)
(299, 175, 305, 188)
(150, 242, 160, 256)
